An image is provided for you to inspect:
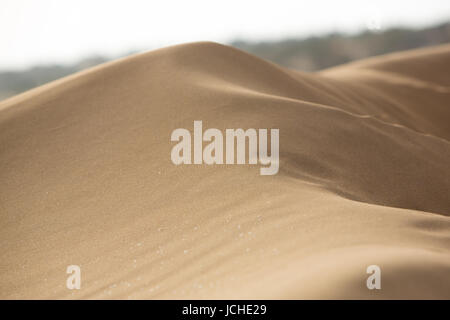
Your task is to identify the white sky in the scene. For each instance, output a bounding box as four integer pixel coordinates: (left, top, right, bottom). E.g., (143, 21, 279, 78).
(1, 0, 449, 70)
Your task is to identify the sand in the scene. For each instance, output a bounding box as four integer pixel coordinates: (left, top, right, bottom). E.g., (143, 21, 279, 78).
(0, 42, 449, 299)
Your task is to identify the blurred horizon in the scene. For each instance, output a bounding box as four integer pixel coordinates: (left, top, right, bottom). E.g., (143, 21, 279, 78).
(2, 0, 450, 71)
(1, 0, 450, 101)
(1, 20, 449, 101)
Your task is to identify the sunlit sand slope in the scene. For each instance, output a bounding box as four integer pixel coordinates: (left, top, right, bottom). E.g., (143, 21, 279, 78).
(1, 42, 449, 299)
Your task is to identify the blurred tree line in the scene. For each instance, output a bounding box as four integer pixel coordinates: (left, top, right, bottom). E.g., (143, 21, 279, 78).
(232, 22, 450, 71)
(1, 22, 449, 101)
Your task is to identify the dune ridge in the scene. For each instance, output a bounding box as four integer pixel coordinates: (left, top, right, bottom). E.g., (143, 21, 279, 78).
(0, 42, 449, 299)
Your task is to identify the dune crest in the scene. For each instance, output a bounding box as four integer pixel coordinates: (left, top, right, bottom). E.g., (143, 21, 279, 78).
(1, 42, 449, 299)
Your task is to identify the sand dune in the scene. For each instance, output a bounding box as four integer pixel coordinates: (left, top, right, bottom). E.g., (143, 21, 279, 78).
(0, 42, 449, 299)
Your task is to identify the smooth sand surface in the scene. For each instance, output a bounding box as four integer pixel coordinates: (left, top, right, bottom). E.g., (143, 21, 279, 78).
(1, 42, 449, 299)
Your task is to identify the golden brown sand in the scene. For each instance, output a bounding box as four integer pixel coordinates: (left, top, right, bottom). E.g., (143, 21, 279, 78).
(0, 42, 449, 299)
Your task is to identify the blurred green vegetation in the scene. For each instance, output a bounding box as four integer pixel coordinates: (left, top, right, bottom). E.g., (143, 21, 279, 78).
(0, 56, 108, 101)
(232, 22, 450, 71)
(1, 22, 449, 101)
